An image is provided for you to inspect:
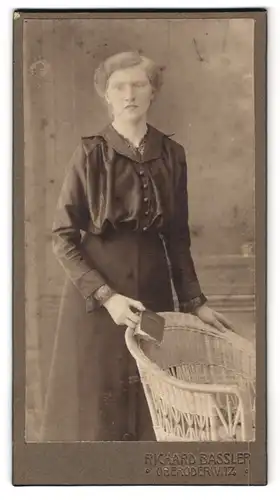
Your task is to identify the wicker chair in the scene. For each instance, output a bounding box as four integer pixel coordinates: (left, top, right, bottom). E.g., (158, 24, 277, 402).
(125, 312, 255, 442)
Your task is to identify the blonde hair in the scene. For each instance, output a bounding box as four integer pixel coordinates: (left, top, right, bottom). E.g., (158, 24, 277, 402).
(94, 51, 164, 98)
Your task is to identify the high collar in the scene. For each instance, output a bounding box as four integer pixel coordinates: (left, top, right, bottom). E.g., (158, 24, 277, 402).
(98, 122, 164, 163)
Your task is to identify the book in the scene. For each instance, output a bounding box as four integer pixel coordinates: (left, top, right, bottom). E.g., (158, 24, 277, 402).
(135, 309, 165, 345)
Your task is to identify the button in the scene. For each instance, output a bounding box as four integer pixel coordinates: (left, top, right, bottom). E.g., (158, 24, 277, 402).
(143, 182, 148, 189)
(145, 210, 149, 216)
(143, 226, 148, 231)
(144, 197, 148, 202)
(139, 170, 144, 176)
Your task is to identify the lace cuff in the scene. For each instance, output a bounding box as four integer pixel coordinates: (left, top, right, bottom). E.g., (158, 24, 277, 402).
(85, 285, 116, 313)
(93, 284, 117, 306)
(179, 293, 207, 313)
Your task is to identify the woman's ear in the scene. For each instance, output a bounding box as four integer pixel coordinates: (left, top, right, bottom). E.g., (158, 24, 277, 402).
(106, 100, 114, 120)
(104, 90, 110, 105)
(150, 89, 156, 104)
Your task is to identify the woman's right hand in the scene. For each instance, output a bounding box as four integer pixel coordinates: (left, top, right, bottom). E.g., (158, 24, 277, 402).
(103, 293, 145, 328)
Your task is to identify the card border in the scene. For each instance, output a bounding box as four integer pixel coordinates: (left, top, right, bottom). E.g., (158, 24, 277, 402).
(12, 8, 267, 486)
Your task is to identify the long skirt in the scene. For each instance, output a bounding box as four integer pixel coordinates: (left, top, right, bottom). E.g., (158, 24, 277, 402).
(40, 228, 175, 441)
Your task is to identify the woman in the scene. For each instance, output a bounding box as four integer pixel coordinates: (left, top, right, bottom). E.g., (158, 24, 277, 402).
(41, 51, 233, 442)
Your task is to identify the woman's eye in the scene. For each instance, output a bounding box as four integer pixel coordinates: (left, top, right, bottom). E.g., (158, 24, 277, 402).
(112, 81, 147, 91)
(133, 82, 147, 88)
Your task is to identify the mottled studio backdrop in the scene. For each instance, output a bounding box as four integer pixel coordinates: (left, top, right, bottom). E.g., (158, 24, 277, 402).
(23, 18, 255, 441)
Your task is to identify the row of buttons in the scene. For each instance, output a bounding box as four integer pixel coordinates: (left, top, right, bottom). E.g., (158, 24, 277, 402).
(139, 167, 150, 231)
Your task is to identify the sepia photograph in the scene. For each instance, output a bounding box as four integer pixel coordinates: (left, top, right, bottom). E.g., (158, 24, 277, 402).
(13, 9, 266, 485)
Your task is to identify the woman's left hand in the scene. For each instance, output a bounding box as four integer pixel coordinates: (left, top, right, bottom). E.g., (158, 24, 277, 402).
(193, 304, 235, 333)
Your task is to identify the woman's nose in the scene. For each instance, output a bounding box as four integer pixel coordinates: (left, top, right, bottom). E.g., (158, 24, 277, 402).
(124, 85, 135, 101)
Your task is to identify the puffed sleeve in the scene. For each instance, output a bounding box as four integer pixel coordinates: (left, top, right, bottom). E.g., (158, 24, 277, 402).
(162, 144, 207, 312)
(52, 141, 108, 311)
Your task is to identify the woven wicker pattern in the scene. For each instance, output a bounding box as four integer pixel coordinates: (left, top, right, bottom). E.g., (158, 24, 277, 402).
(125, 312, 255, 442)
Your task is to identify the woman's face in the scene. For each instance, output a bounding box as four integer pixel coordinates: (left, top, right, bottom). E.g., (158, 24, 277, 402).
(105, 65, 154, 122)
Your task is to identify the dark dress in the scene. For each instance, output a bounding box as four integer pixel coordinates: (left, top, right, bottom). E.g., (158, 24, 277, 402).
(40, 123, 206, 442)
